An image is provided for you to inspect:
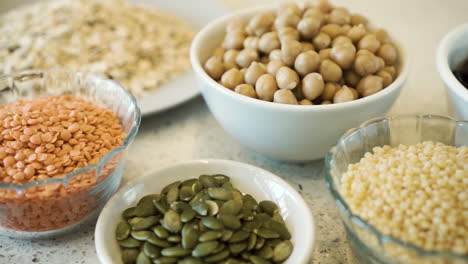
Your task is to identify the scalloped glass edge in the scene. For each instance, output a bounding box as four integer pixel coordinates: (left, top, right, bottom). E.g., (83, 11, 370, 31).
(0, 69, 141, 193)
(324, 114, 468, 261)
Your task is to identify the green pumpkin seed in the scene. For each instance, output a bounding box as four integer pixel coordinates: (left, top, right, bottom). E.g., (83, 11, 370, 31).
(204, 249, 230, 263)
(192, 181, 203, 193)
(136, 250, 151, 264)
(207, 187, 233, 201)
(212, 174, 230, 185)
(153, 256, 177, 264)
(219, 199, 243, 215)
(131, 230, 153, 241)
(255, 213, 271, 224)
(181, 178, 198, 187)
(255, 237, 265, 250)
(161, 247, 192, 257)
(271, 212, 285, 225)
(128, 217, 145, 226)
(242, 218, 262, 232)
(231, 190, 244, 201)
(241, 252, 252, 260)
(192, 241, 219, 257)
(263, 220, 291, 240)
(223, 258, 245, 264)
(161, 181, 181, 195)
(118, 237, 142, 248)
(242, 194, 258, 209)
(182, 223, 199, 249)
(229, 230, 250, 243)
(153, 225, 169, 239)
(166, 186, 179, 204)
(199, 175, 216, 188)
(181, 208, 196, 223)
(167, 235, 181, 243)
(116, 221, 131, 240)
(229, 242, 248, 255)
(147, 233, 172, 247)
(202, 216, 223, 230)
(259, 201, 279, 216)
(222, 181, 233, 189)
(212, 242, 226, 255)
(153, 199, 169, 214)
(266, 238, 282, 248)
(135, 195, 158, 217)
(199, 231, 222, 242)
(143, 242, 161, 258)
(191, 200, 208, 216)
(221, 230, 233, 241)
(179, 186, 195, 201)
(256, 228, 280, 239)
(178, 257, 203, 264)
(122, 207, 137, 218)
(170, 201, 190, 213)
(272, 240, 293, 262)
(206, 200, 219, 216)
(247, 233, 257, 250)
(257, 245, 273, 259)
(163, 210, 182, 233)
(132, 216, 159, 231)
(219, 214, 242, 230)
(249, 255, 271, 264)
(121, 249, 139, 264)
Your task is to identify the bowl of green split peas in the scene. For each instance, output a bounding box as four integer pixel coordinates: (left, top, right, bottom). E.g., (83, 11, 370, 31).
(95, 159, 315, 264)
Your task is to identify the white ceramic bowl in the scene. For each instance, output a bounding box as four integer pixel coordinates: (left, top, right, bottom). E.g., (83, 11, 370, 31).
(436, 22, 468, 120)
(190, 5, 409, 161)
(95, 159, 314, 264)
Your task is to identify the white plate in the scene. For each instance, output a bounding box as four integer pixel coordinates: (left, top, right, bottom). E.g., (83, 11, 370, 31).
(95, 159, 315, 264)
(0, 0, 229, 116)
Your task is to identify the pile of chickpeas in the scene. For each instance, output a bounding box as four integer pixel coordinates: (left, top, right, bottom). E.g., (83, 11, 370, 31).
(204, 0, 399, 105)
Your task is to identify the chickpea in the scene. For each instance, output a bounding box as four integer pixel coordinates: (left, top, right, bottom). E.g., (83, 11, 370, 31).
(349, 87, 359, 99)
(276, 66, 300, 90)
(235, 84, 257, 98)
(295, 51, 320, 77)
(299, 99, 313, 105)
(321, 24, 342, 38)
(236, 48, 259, 68)
(321, 100, 332, 105)
(273, 89, 298, 104)
(301, 42, 315, 52)
(334, 85, 355, 103)
(357, 75, 384, 97)
(354, 54, 381, 76)
(313, 32, 331, 50)
(321, 82, 340, 100)
(319, 48, 332, 61)
(377, 69, 393, 87)
(330, 42, 356, 69)
(317, 0, 333, 13)
(213, 47, 225, 58)
(297, 17, 321, 39)
(319, 59, 343, 82)
(375, 29, 390, 44)
(328, 7, 350, 25)
(247, 12, 275, 36)
(358, 34, 381, 53)
(332, 35, 352, 47)
(244, 36, 260, 50)
(350, 14, 368, 25)
(382, 66, 397, 78)
(223, 31, 245, 50)
(269, 49, 282, 61)
(341, 24, 351, 35)
(226, 19, 246, 33)
(221, 68, 244, 89)
(292, 84, 304, 100)
(259, 32, 280, 53)
(356, 49, 374, 57)
(278, 27, 300, 41)
(255, 74, 278, 101)
(274, 13, 300, 29)
(347, 24, 367, 43)
(240, 68, 247, 77)
(303, 7, 324, 21)
(281, 39, 303, 66)
(344, 70, 361, 87)
(260, 56, 269, 64)
(377, 43, 397, 65)
(267, 60, 286, 76)
(244, 62, 266, 85)
(204, 56, 225, 80)
(279, 2, 302, 16)
(223, 49, 239, 69)
(302, 73, 325, 100)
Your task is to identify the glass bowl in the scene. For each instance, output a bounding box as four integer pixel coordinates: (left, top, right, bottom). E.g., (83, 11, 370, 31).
(0, 69, 141, 239)
(324, 114, 468, 264)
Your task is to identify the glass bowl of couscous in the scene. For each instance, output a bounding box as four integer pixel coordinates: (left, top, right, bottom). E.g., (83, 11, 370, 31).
(0, 69, 141, 238)
(325, 115, 468, 264)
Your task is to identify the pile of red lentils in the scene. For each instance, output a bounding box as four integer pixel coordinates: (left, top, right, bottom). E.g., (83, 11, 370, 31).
(0, 95, 126, 231)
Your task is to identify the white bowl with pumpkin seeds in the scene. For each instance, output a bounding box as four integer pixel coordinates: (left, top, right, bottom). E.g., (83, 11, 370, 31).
(95, 159, 314, 264)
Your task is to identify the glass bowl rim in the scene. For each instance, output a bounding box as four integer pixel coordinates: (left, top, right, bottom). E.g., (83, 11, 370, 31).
(0, 69, 142, 192)
(324, 114, 468, 260)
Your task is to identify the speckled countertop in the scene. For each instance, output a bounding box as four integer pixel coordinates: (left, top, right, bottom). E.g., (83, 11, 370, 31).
(1, 0, 468, 264)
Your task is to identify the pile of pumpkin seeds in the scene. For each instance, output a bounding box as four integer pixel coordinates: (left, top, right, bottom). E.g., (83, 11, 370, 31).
(115, 174, 294, 264)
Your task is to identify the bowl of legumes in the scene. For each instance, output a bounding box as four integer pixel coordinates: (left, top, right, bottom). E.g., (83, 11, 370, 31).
(95, 159, 314, 264)
(0, 69, 141, 238)
(325, 115, 468, 263)
(190, 0, 409, 161)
